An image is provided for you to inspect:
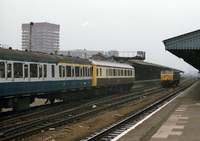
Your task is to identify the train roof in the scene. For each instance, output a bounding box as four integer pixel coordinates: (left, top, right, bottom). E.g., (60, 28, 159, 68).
(0, 48, 91, 65)
(90, 59, 134, 69)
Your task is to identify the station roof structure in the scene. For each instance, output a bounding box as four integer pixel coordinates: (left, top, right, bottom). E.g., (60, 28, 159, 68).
(104, 56, 183, 72)
(163, 29, 200, 71)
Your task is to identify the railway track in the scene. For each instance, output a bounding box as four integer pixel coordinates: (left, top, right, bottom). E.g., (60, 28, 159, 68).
(0, 83, 164, 140)
(0, 79, 162, 125)
(0, 78, 192, 141)
(81, 79, 197, 141)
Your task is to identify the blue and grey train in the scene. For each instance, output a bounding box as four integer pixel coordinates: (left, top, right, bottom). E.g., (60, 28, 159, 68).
(0, 48, 135, 111)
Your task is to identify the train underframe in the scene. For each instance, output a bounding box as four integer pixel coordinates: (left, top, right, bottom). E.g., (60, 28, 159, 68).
(0, 83, 133, 112)
(161, 80, 180, 87)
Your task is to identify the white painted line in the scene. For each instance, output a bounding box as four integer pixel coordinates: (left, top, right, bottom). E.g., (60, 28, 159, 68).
(179, 117, 189, 120)
(169, 131, 182, 136)
(112, 82, 198, 141)
(173, 125, 184, 129)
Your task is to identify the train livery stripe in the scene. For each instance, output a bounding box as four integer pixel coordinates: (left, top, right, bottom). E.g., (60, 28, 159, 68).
(59, 62, 92, 67)
(0, 79, 92, 96)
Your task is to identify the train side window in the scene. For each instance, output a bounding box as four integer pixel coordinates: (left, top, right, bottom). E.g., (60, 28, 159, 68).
(80, 67, 83, 77)
(85, 67, 88, 77)
(97, 68, 98, 76)
(39, 65, 42, 78)
(83, 67, 85, 77)
(0, 62, 5, 78)
(90, 67, 93, 77)
(24, 64, 28, 78)
(109, 69, 112, 76)
(30, 64, 38, 78)
(51, 65, 55, 78)
(75, 67, 80, 77)
(59, 66, 62, 77)
(83, 67, 87, 77)
(86, 68, 91, 77)
(63, 66, 66, 77)
(87, 67, 89, 77)
(66, 66, 71, 77)
(14, 63, 23, 78)
(7, 63, 12, 78)
(113, 69, 116, 76)
(72, 67, 75, 77)
(100, 68, 102, 76)
(43, 64, 47, 78)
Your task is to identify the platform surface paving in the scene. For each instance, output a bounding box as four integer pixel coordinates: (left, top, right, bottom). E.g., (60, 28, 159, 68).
(117, 81, 200, 141)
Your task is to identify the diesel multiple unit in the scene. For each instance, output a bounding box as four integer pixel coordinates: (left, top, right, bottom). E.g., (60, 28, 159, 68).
(0, 48, 135, 111)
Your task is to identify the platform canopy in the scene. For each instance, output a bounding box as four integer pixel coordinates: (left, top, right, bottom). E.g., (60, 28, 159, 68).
(163, 30, 200, 71)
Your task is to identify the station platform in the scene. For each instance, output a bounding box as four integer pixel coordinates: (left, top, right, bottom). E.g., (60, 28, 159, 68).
(115, 81, 200, 141)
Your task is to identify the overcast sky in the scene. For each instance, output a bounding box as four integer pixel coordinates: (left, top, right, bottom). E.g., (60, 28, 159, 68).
(0, 0, 200, 74)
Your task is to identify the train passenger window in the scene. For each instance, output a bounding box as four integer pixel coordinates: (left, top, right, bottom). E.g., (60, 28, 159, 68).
(14, 63, 23, 78)
(63, 66, 66, 77)
(39, 65, 42, 78)
(72, 67, 75, 77)
(0, 62, 5, 78)
(86, 67, 88, 77)
(51, 65, 55, 78)
(66, 66, 71, 77)
(59, 66, 62, 77)
(90, 67, 92, 77)
(109, 69, 112, 76)
(115, 70, 118, 76)
(162, 71, 166, 74)
(86, 68, 89, 77)
(24, 64, 28, 78)
(30, 64, 38, 78)
(100, 68, 102, 76)
(80, 67, 83, 77)
(44, 64, 47, 78)
(75, 67, 80, 77)
(83, 67, 85, 77)
(7, 64, 12, 78)
(118, 70, 120, 76)
(83, 67, 87, 77)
